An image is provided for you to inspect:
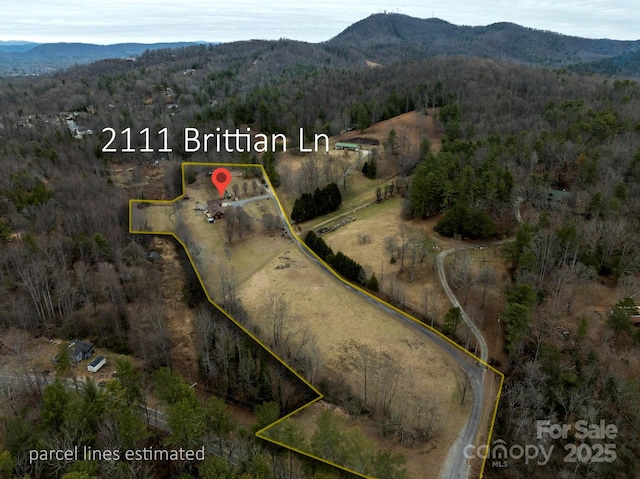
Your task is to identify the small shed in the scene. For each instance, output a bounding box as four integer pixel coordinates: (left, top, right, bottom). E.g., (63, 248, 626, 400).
(87, 356, 106, 373)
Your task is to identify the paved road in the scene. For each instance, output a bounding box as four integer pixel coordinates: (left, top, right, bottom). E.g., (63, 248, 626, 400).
(434, 239, 514, 478)
(224, 193, 271, 208)
(436, 239, 515, 364)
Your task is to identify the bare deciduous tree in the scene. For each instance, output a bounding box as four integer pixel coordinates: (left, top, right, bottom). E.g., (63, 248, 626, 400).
(236, 206, 253, 237)
(224, 207, 236, 243)
(297, 155, 321, 193)
(451, 251, 475, 306)
(262, 212, 281, 231)
(262, 289, 289, 350)
(383, 235, 398, 262)
(478, 265, 497, 309)
(357, 232, 371, 244)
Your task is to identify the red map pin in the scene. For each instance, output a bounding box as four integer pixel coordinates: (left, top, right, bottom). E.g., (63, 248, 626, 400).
(211, 167, 231, 199)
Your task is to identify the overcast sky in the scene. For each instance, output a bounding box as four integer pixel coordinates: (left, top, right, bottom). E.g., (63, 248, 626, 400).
(2, 1, 638, 44)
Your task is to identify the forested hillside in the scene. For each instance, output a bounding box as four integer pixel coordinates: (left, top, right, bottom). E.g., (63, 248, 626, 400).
(326, 14, 640, 72)
(1, 18, 640, 478)
(3, 13, 640, 77)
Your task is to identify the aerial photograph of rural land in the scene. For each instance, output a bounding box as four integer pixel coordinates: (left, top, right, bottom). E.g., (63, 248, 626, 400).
(1, 2, 640, 479)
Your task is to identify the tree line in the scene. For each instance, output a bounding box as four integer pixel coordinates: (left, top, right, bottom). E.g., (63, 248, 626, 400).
(304, 231, 365, 284)
(291, 182, 342, 223)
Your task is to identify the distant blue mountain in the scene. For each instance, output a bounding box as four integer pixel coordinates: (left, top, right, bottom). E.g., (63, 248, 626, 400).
(0, 41, 213, 75)
(0, 41, 41, 53)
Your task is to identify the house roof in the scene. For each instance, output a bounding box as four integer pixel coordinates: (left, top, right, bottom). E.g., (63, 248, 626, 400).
(89, 356, 106, 367)
(547, 189, 571, 204)
(207, 200, 226, 217)
(335, 142, 360, 149)
(70, 340, 93, 355)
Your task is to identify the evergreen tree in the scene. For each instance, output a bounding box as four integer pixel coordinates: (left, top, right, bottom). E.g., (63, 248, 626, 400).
(366, 273, 379, 292)
(443, 307, 462, 338)
(367, 156, 377, 178)
(262, 150, 280, 187)
(313, 187, 326, 215)
(0, 451, 16, 479)
(311, 410, 343, 463)
(608, 297, 635, 334)
(291, 183, 341, 222)
(304, 231, 333, 260)
(325, 182, 342, 211)
(291, 192, 316, 222)
(40, 379, 70, 431)
(372, 451, 408, 479)
(328, 252, 364, 283)
(207, 397, 236, 455)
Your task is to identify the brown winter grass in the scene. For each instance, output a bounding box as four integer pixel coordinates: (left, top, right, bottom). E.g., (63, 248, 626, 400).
(323, 198, 455, 328)
(136, 165, 470, 478)
(237, 245, 470, 479)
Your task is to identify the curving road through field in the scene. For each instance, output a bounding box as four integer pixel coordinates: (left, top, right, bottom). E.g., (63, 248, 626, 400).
(266, 183, 505, 479)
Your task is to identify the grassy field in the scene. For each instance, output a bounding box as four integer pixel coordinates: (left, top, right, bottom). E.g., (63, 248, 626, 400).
(323, 198, 454, 329)
(238, 245, 470, 479)
(135, 164, 470, 478)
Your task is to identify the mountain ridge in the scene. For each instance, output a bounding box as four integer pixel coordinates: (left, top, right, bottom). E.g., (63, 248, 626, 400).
(2, 13, 640, 77)
(324, 13, 640, 70)
(0, 41, 212, 75)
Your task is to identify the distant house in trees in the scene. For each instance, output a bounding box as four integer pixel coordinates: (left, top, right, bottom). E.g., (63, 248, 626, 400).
(147, 251, 162, 262)
(53, 340, 94, 365)
(334, 142, 360, 151)
(546, 189, 572, 207)
(535, 188, 589, 215)
(70, 340, 94, 363)
(207, 200, 226, 219)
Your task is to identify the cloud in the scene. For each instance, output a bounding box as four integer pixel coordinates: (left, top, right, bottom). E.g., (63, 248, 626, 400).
(2, 1, 638, 43)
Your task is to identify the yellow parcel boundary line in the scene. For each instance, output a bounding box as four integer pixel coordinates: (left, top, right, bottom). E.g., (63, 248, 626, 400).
(129, 161, 504, 479)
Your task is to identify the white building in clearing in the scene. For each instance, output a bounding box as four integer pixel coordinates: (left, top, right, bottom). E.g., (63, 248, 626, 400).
(334, 142, 360, 151)
(87, 356, 106, 373)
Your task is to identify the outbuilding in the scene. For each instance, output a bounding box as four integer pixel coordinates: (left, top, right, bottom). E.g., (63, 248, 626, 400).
(87, 356, 106, 373)
(334, 142, 360, 151)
